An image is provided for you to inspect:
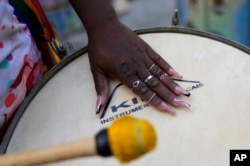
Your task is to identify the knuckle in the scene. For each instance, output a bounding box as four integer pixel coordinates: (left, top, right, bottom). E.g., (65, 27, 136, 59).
(140, 86, 150, 94)
(152, 54, 161, 62)
(151, 80, 160, 89)
(169, 80, 178, 89)
(154, 67, 162, 76)
(167, 93, 176, 104)
(151, 66, 166, 80)
(165, 90, 175, 102)
(120, 63, 135, 78)
(165, 77, 172, 84)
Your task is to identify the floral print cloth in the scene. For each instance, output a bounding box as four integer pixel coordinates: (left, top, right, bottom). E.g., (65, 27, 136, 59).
(0, 0, 42, 140)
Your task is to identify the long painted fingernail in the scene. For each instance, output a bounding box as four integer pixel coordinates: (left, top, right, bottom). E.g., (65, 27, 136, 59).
(169, 68, 183, 79)
(159, 102, 176, 115)
(96, 96, 103, 114)
(175, 86, 191, 97)
(174, 98, 191, 109)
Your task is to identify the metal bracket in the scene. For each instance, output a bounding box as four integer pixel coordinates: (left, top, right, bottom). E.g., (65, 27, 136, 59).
(172, 9, 179, 26)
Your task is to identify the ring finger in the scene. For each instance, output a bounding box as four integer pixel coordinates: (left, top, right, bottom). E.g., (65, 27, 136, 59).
(141, 63, 191, 109)
(127, 77, 176, 115)
(147, 63, 190, 96)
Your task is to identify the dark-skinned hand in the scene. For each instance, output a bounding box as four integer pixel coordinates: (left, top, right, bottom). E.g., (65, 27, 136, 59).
(69, 0, 191, 115)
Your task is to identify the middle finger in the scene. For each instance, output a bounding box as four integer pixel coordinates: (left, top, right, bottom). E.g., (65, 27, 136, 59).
(137, 64, 190, 109)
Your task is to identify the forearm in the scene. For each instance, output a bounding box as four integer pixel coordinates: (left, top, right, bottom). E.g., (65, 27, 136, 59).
(68, 0, 119, 33)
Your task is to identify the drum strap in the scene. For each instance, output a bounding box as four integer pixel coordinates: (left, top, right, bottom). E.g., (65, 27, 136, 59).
(9, 0, 55, 42)
(9, 0, 68, 73)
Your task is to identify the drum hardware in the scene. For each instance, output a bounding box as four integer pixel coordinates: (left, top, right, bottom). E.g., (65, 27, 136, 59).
(172, 9, 179, 26)
(51, 38, 75, 59)
(213, 0, 225, 15)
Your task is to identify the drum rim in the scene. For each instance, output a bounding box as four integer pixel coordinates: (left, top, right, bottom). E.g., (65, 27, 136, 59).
(0, 27, 249, 153)
(135, 27, 250, 54)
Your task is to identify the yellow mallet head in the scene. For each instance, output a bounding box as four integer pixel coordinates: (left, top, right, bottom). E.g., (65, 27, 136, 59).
(95, 116, 157, 163)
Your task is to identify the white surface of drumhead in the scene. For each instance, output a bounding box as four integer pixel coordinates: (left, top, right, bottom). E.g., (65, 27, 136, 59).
(6, 32, 250, 166)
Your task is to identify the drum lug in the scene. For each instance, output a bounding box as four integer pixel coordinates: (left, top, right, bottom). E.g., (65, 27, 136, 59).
(51, 38, 75, 58)
(213, 0, 225, 15)
(172, 9, 179, 26)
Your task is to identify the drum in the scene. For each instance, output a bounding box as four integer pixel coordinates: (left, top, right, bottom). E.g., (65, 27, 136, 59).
(1, 27, 250, 166)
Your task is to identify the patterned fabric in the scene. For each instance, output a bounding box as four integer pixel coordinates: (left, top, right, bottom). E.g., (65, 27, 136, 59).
(10, 0, 56, 42)
(0, 0, 43, 140)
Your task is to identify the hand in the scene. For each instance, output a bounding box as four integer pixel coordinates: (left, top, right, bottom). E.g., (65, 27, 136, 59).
(87, 21, 190, 115)
(69, 0, 190, 115)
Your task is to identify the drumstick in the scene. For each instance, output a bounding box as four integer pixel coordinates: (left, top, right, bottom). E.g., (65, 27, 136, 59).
(0, 116, 157, 165)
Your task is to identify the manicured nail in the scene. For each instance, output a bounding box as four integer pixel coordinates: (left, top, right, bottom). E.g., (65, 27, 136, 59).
(96, 96, 102, 114)
(174, 98, 191, 109)
(169, 68, 182, 79)
(175, 86, 191, 96)
(159, 102, 176, 115)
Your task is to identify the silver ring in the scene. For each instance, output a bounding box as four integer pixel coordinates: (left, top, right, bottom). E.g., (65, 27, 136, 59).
(147, 93, 156, 103)
(149, 64, 155, 71)
(160, 73, 168, 80)
(144, 74, 153, 83)
(131, 80, 140, 90)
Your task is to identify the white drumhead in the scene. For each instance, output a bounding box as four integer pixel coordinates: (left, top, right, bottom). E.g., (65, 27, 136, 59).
(5, 28, 250, 166)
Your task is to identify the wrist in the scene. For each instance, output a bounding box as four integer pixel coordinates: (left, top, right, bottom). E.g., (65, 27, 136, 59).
(84, 11, 120, 34)
(69, 0, 120, 33)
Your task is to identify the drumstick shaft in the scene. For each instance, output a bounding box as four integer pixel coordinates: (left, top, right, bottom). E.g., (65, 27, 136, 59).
(0, 137, 96, 166)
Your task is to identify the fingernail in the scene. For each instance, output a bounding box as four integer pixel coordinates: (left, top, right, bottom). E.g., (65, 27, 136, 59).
(159, 102, 176, 115)
(96, 96, 102, 114)
(175, 86, 190, 96)
(169, 68, 182, 79)
(174, 98, 191, 109)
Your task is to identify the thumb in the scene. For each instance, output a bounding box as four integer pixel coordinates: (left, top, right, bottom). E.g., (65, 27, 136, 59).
(92, 71, 110, 114)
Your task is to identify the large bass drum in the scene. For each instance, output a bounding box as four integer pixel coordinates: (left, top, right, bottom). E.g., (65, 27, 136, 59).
(1, 27, 250, 166)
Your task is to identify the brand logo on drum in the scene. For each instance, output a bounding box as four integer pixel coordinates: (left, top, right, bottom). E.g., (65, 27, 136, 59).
(99, 83, 149, 125)
(173, 78, 204, 92)
(100, 79, 204, 124)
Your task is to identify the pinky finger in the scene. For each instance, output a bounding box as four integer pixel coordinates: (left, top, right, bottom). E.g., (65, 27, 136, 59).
(125, 78, 176, 115)
(147, 93, 176, 115)
(133, 87, 176, 115)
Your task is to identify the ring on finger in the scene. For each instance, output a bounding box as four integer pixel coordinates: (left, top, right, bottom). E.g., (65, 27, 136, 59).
(144, 74, 153, 83)
(160, 73, 168, 80)
(131, 80, 140, 90)
(149, 64, 155, 71)
(147, 92, 156, 103)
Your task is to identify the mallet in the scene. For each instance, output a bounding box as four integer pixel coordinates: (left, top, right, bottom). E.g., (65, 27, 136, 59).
(0, 116, 157, 165)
